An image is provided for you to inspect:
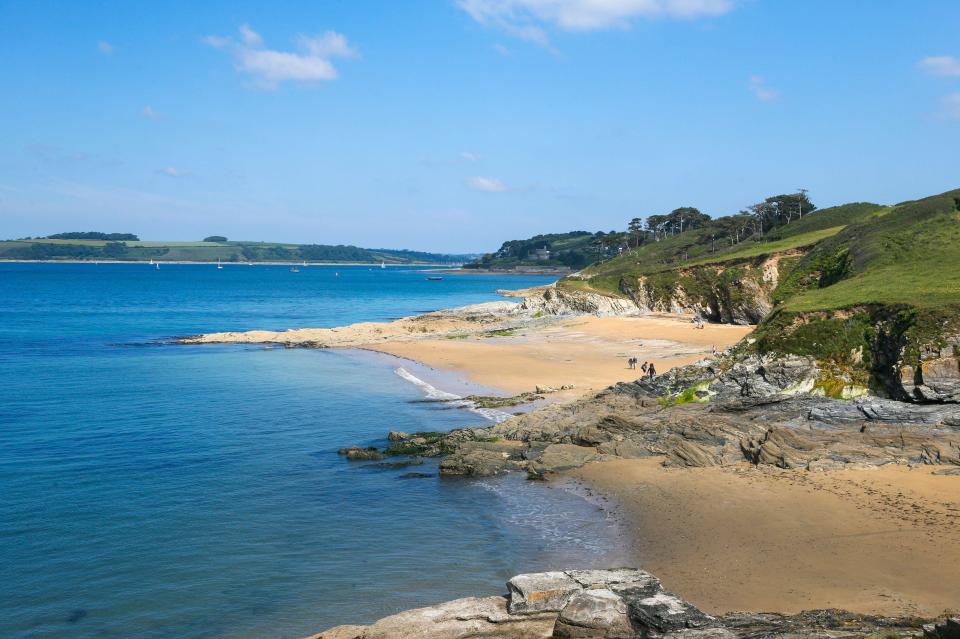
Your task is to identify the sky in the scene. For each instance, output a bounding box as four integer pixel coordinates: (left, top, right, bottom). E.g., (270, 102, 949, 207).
(1, 0, 959, 253)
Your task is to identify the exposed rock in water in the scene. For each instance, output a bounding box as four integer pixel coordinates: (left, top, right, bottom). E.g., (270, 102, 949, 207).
(337, 446, 384, 461)
(307, 568, 928, 639)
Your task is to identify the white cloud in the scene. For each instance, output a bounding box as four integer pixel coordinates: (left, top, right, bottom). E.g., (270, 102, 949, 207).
(203, 25, 357, 90)
(749, 75, 777, 102)
(141, 106, 161, 120)
(159, 167, 189, 178)
(467, 176, 507, 192)
(460, 151, 481, 162)
(97, 40, 115, 54)
(918, 55, 960, 77)
(493, 43, 511, 56)
(457, 0, 734, 44)
(238, 24, 263, 47)
(945, 93, 960, 119)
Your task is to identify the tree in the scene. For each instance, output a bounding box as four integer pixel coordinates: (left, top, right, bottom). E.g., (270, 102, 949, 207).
(101, 242, 128, 258)
(203, 235, 228, 242)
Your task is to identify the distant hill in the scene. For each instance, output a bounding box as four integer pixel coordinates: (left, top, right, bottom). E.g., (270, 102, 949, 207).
(0, 236, 475, 265)
(464, 230, 626, 271)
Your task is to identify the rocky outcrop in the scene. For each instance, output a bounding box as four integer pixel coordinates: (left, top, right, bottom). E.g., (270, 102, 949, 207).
(509, 285, 642, 317)
(308, 568, 927, 639)
(900, 339, 960, 402)
(352, 353, 960, 478)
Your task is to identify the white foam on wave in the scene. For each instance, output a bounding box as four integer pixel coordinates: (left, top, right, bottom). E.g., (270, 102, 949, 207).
(394, 367, 511, 423)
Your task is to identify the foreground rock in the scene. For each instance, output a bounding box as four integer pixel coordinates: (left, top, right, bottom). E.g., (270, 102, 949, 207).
(308, 568, 928, 639)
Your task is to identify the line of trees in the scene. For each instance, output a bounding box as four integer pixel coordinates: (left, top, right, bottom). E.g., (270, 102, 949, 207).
(45, 232, 139, 241)
(624, 192, 816, 251)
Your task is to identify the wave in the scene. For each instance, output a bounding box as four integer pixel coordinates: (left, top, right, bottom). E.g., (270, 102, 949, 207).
(394, 367, 512, 423)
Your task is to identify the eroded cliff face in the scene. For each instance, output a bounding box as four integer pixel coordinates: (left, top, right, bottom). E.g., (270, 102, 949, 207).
(603, 251, 803, 325)
(752, 306, 960, 404)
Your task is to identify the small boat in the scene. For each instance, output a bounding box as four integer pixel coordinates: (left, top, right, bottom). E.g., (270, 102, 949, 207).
(155, 263, 160, 270)
(217, 258, 223, 270)
(149, 259, 154, 265)
(290, 266, 300, 273)
(380, 261, 386, 269)
(425, 276, 444, 281)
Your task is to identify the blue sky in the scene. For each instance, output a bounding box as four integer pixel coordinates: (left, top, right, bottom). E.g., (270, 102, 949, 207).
(2, 1, 959, 252)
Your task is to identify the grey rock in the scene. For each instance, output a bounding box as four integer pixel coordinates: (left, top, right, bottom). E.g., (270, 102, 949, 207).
(553, 589, 633, 639)
(932, 467, 960, 476)
(388, 431, 411, 441)
(507, 571, 582, 615)
(620, 589, 715, 635)
(528, 444, 600, 476)
(925, 617, 960, 639)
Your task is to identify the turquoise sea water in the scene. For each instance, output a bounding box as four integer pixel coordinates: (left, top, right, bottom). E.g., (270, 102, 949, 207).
(0, 263, 623, 639)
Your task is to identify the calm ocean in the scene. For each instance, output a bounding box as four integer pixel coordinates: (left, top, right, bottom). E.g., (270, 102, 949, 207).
(0, 263, 623, 639)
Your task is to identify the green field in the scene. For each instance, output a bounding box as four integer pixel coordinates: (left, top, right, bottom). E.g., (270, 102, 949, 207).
(0, 237, 474, 264)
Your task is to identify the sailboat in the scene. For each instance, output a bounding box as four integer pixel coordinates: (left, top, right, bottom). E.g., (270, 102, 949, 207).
(380, 261, 386, 269)
(155, 262, 160, 270)
(149, 259, 154, 265)
(217, 258, 223, 270)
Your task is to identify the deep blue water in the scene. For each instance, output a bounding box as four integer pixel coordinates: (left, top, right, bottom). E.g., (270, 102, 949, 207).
(0, 263, 623, 639)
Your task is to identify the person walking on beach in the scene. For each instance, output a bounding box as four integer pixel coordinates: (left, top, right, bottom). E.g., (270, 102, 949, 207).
(647, 363, 657, 379)
(641, 361, 648, 374)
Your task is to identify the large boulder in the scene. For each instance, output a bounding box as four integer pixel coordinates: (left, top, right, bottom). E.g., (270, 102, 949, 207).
(528, 444, 600, 476)
(508, 571, 582, 615)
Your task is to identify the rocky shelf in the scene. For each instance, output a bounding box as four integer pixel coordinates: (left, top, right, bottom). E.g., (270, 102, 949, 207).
(307, 567, 951, 639)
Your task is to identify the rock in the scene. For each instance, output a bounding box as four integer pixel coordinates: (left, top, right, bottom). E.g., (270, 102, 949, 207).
(925, 617, 960, 639)
(620, 590, 715, 635)
(439, 444, 518, 477)
(528, 444, 599, 475)
(536, 385, 559, 394)
(807, 458, 847, 472)
(507, 571, 582, 615)
(553, 589, 633, 639)
(388, 431, 411, 441)
(307, 569, 929, 639)
(307, 625, 367, 639)
(338, 446, 384, 461)
(362, 595, 556, 639)
(399, 472, 434, 479)
(932, 467, 960, 476)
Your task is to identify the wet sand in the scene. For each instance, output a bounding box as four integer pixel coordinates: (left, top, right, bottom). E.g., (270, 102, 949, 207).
(573, 457, 960, 618)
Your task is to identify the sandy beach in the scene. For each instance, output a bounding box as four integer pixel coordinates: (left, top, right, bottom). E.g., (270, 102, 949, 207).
(369, 315, 752, 398)
(185, 295, 960, 620)
(574, 457, 960, 618)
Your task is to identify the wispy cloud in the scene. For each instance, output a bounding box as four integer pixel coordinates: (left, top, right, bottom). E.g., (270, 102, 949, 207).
(493, 43, 511, 56)
(467, 176, 507, 192)
(159, 167, 190, 178)
(749, 75, 777, 102)
(203, 24, 358, 90)
(918, 55, 960, 77)
(944, 93, 960, 120)
(457, 0, 734, 46)
(459, 151, 481, 162)
(97, 40, 115, 55)
(141, 106, 161, 120)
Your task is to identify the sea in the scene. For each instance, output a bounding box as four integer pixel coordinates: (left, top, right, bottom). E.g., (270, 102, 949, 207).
(0, 263, 625, 639)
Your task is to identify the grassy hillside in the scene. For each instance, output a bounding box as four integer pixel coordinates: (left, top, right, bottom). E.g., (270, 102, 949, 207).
(561, 188, 960, 397)
(0, 237, 474, 264)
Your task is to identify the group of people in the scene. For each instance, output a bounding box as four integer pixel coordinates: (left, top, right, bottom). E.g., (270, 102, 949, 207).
(627, 357, 656, 378)
(693, 317, 706, 329)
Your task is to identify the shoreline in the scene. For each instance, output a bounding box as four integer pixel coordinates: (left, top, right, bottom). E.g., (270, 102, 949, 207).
(180, 288, 959, 622)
